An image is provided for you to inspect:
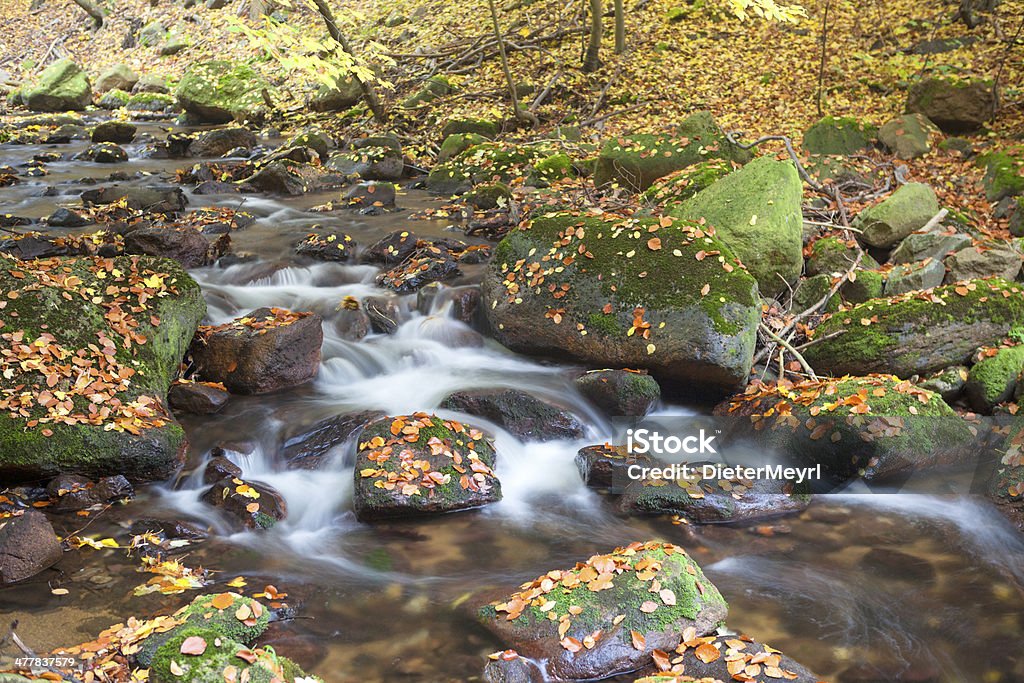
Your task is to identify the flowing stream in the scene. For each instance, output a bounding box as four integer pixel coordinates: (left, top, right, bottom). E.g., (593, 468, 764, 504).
(1, 119, 1023, 683)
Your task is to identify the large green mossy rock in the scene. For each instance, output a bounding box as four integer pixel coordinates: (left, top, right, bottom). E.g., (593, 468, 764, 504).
(0, 255, 205, 482)
(482, 212, 760, 392)
(24, 59, 92, 112)
(803, 115, 875, 155)
(477, 541, 727, 681)
(803, 279, 1024, 378)
(427, 142, 546, 195)
(668, 156, 803, 297)
(176, 61, 269, 123)
(964, 346, 1024, 414)
(853, 182, 940, 248)
(978, 151, 1024, 202)
(639, 158, 734, 206)
(719, 375, 975, 481)
(593, 111, 751, 192)
(353, 413, 501, 520)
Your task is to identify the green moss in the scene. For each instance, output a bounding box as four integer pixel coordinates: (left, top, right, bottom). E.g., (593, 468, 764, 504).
(441, 117, 499, 139)
(179, 593, 271, 643)
(150, 627, 247, 683)
(526, 213, 757, 335)
(840, 269, 885, 304)
(803, 115, 876, 155)
(640, 158, 733, 205)
(176, 60, 269, 122)
(587, 311, 621, 335)
(401, 75, 451, 108)
(529, 153, 574, 186)
(967, 346, 1024, 409)
(979, 151, 1024, 202)
(806, 279, 1024, 377)
(438, 132, 486, 162)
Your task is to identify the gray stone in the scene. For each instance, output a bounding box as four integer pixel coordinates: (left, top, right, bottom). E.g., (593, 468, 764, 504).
(885, 258, 946, 295)
(889, 230, 971, 264)
(944, 242, 1022, 283)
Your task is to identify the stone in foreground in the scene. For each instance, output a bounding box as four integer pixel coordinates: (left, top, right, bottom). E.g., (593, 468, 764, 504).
(353, 413, 501, 521)
(0, 510, 63, 585)
(477, 541, 728, 681)
(483, 212, 759, 393)
(0, 255, 205, 482)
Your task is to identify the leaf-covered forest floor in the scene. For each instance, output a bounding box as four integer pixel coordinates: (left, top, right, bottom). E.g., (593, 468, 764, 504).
(1, 0, 1021, 139)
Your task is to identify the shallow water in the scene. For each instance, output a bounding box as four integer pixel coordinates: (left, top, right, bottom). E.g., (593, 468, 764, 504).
(1, 118, 1023, 683)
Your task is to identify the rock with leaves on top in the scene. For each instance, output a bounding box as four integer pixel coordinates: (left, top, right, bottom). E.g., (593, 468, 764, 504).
(477, 541, 728, 681)
(353, 413, 501, 520)
(717, 375, 976, 482)
(175, 60, 270, 124)
(803, 279, 1024, 378)
(0, 255, 205, 483)
(483, 211, 760, 393)
(191, 307, 323, 395)
(594, 111, 750, 192)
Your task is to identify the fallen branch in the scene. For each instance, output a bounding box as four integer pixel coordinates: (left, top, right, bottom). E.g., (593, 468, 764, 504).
(761, 323, 818, 380)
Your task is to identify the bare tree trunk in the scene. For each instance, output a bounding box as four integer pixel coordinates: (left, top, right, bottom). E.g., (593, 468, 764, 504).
(582, 0, 602, 72)
(815, 0, 831, 117)
(71, 0, 104, 28)
(310, 0, 386, 122)
(613, 0, 625, 54)
(488, 0, 538, 126)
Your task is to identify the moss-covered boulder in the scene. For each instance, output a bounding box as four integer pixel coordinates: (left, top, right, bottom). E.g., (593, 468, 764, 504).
(528, 153, 574, 187)
(668, 156, 803, 297)
(803, 116, 875, 155)
(176, 61, 269, 124)
(906, 77, 995, 133)
(477, 541, 728, 681)
(964, 346, 1024, 413)
(24, 59, 91, 112)
(839, 268, 885, 304)
(464, 182, 512, 211)
(978, 151, 1024, 202)
(920, 364, 968, 402)
(149, 620, 318, 683)
(309, 74, 362, 112)
(0, 255, 205, 483)
(803, 279, 1024, 378)
(126, 91, 177, 113)
(593, 111, 751, 192)
(620, 463, 810, 522)
(401, 75, 452, 108)
(719, 375, 976, 481)
(853, 183, 940, 249)
(94, 64, 139, 94)
(427, 142, 546, 195)
(792, 273, 839, 313)
(639, 159, 734, 206)
(878, 113, 940, 159)
(441, 117, 499, 139)
(441, 389, 583, 441)
(806, 236, 878, 277)
(482, 212, 760, 392)
(97, 88, 131, 110)
(353, 413, 501, 520)
(438, 132, 487, 163)
(328, 145, 404, 181)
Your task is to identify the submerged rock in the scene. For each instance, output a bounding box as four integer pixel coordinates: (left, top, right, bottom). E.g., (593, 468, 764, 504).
(482, 211, 759, 393)
(803, 279, 1024, 378)
(282, 410, 384, 469)
(476, 541, 728, 681)
(191, 307, 323, 395)
(295, 231, 355, 262)
(168, 381, 229, 415)
(353, 413, 501, 520)
(124, 225, 219, 268)
(619, 463, 810, 523)
(92, 121, 137, 144)
(0, 510, 63, 584)
(989, 420, 1024, 533)
(441, 389, 584, 441)
(0, 255, 205, 482)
